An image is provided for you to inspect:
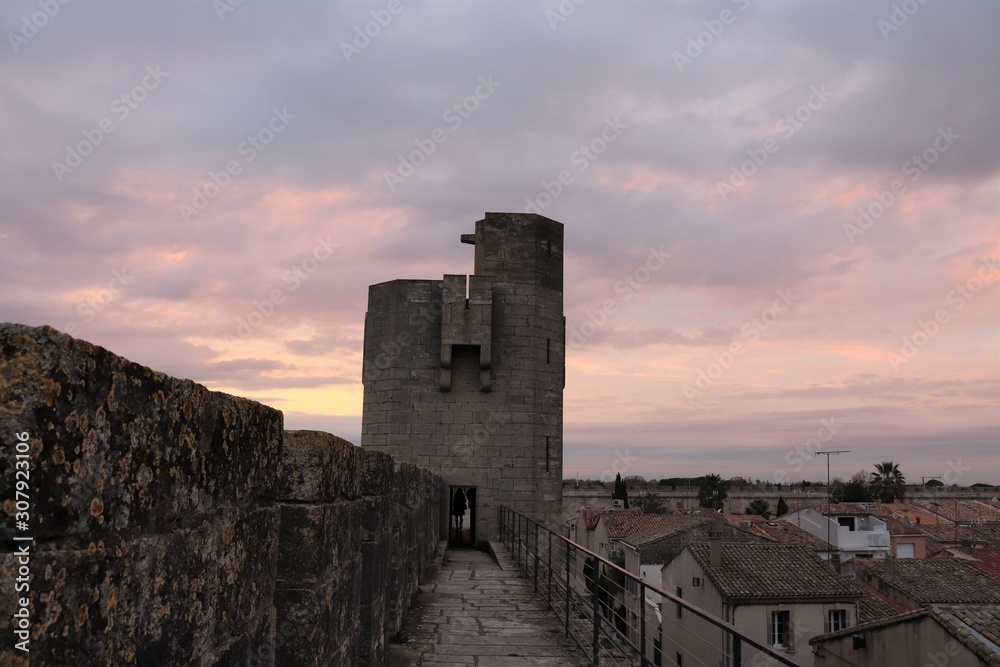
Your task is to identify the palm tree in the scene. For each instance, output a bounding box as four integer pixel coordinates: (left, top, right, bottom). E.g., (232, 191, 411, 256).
(697, 473, 729, 511)
(745, 499, 771, 518)
(869, 461, 906, 503)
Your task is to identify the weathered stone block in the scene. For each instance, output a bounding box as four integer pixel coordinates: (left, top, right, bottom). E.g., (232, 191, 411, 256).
(0, 325, 281, 666)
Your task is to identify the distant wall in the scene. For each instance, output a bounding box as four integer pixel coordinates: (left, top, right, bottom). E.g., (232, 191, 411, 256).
(0, 325, 443, 667)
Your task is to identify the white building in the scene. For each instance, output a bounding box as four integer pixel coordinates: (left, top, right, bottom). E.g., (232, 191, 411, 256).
(780, 506, 891, 561)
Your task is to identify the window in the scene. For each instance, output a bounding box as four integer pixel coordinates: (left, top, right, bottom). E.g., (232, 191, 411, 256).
(837, 517, 855, 531)
(828, 609, 847, 632)
(771, 611, 792, 650)
(897, 543, 915, 559)
(676, 587, 683, 619)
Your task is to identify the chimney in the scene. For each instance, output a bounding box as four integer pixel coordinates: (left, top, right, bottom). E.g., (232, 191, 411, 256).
(830, 553, 842, 574)
(884, 556, 896, 577)
(709, 516, 725, 568)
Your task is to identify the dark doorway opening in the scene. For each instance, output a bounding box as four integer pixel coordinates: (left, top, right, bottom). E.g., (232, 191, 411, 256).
(449, 485, 477, 547)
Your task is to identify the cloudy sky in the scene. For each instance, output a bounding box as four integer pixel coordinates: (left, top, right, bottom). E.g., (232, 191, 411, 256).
(3, 0, 998, 485)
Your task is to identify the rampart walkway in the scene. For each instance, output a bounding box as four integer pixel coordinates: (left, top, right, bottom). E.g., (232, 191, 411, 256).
(393, 545, 587, 666)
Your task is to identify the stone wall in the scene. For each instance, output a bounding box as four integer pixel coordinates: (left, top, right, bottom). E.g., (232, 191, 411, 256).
(0, 324, 443, 667)
(276, 431, 444, 666)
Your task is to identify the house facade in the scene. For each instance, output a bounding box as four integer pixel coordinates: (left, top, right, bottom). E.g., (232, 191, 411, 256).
(811, 605, 1000, 667)
(661, 540, 862, 667)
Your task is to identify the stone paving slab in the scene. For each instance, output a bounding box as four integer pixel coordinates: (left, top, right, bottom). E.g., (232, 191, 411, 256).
(391, 544, 589, 667)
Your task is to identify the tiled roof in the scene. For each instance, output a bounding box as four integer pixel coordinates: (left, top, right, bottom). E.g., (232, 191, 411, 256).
(686, 542, 862, 602)
(852, 575, 911, 624)
(881, 515, 925, 536)
(620, 515, 710, 547)
(582, 508, 640, 531)
(969, 548, 1000, 577)
(880, 502, 953, 526)
(914, 500, 1000, 524)
(820, 502, 884, 517)
(756, 521, 832, 552)
(917, 523, 1000, 546)
(725, 514, 833, 551)
(602, 511, 679, 539)
(855, 558, 1000, 605)
(931, 605, 1000, 667)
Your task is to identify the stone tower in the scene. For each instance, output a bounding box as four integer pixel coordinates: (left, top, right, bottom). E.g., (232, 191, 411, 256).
(361, 212, 564, 541)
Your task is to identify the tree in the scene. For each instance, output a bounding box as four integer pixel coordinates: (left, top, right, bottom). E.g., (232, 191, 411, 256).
(869, 461, 906, 503)
(745, 499, 771, 518)
(697, 474, 729, 511)
(776, 496, 789, 516)
(636, 491, 667, 514)
(836, 470, 873, 502)
(612, 473, 630, 509)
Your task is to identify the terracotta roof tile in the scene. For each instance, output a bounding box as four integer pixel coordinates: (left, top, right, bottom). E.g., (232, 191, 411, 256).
(851, 575, 911, 624)
(914, 500, 1000, 524)
(602, 511, 678, 539)
(917, 523, 1000, 546)
(687, 542, 862, 602)
(931, 605, 1000, 667)
(854, 558, 1000, 605)
(969, 548, 1000, 577)
(620, 515, 711, 547)
(582, 507, 640, 531)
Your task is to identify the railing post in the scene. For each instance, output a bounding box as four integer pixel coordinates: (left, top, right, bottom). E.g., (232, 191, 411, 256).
(640, 580, 647, 667)
(592, 589, 601, 666)
(547, 529, 553, 609)
(534, 522, 540, 592)
(565, 539, 571, 638)
(517, 515, 528, 567)
(733, 636, 742, 667)
(520, 514, 525, 567)
(518, 513, 523, 567)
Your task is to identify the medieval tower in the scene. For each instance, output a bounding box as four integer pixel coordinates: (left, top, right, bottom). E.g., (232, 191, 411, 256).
(361, 212, 564, 541)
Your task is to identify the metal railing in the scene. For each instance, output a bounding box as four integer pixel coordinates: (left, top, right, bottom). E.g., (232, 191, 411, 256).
(499, 506, 800, 667)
